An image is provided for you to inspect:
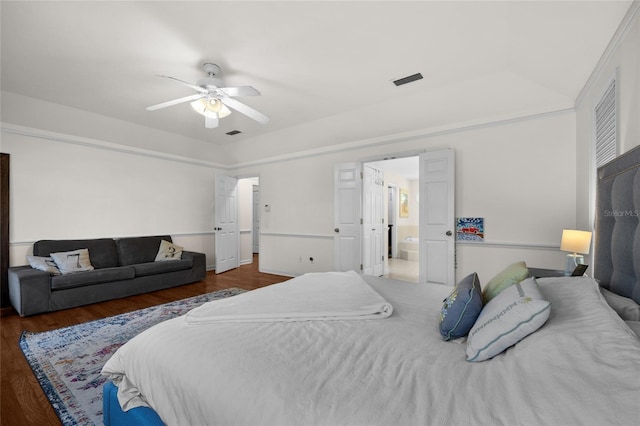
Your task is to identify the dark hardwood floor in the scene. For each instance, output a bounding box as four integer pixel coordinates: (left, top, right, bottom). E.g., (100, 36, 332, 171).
(0, 256, 287, 426)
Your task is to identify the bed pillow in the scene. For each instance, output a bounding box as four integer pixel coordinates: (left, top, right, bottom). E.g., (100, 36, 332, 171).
(50, 249, 95, 274)
(467, 277, 550, 362)
(439, 272, 483, 340)
(155, 240, 183, 261)
(482, 261, 529, 303)
(599, 287, 640, 321)
(27, 255, 62, 275)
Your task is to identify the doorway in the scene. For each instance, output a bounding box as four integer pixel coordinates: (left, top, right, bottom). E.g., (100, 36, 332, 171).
(365, 157, 420, 282)
(238, 176, 260, 266)
(334, 149, 455, 285)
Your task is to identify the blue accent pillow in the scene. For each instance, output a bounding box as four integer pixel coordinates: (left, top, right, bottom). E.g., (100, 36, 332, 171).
(439, 272, 483, 340)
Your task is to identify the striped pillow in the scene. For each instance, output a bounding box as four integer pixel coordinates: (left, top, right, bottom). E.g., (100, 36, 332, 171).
(467, 277, 550, 362)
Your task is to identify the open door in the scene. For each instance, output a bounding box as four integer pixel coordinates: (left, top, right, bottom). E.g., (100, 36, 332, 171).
(334, 163, 362, 272)
(215, 175, 239, 274)
(362, 164, 384, 276)
(419, 149, 455, 285)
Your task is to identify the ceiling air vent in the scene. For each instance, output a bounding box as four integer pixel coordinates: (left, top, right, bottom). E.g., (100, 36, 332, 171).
(393, 73, 423, 86)
(226, 130, 242, 136)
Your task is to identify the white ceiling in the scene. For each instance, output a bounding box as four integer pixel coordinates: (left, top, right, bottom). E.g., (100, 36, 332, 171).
(0, 1, 632, 163)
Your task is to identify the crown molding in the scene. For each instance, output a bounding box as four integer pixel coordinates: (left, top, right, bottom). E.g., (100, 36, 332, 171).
(229, 106, 575, 171)
(2, 104, 574, 173)
(575, 0, 640, 107)
(0, 122, 230, 170)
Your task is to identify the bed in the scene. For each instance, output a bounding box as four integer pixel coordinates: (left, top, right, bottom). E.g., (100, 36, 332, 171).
(101, 146, 640, 426)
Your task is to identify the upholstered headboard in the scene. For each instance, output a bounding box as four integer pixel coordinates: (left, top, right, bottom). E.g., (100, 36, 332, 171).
(595, 145, 640, 303)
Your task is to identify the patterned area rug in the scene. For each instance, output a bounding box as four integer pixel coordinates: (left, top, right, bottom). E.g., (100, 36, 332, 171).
(19, 288, 245, 426)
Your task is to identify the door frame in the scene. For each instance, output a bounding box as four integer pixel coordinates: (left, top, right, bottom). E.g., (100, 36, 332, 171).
(236, 173, 262, 268)
(387, 183, 398, 259)
(334, 149, 455, 284)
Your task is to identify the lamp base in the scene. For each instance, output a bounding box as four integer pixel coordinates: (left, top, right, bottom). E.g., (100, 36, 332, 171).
(564, 253, 584, 276)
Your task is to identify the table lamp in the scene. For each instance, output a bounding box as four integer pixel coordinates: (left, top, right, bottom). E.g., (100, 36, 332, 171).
(560, 229, 592, 276)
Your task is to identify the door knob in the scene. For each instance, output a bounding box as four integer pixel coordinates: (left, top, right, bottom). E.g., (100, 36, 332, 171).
(334, 228, 340, 233)
(446, 230, 452, 236)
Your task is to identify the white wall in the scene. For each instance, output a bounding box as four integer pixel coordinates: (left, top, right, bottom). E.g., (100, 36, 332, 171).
(1, 92, 233, 166)
(575, 3, 640, 237)
(1, 122, 222, 269)
(236, 111, 576, 284)
(1, 93, 578, 285)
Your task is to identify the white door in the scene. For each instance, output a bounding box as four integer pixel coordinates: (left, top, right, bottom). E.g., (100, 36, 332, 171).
(362, 164, 385, 276)
(419, 149, 455, 285)
(215, 175, 239, 274)
(334, 163, 362, 272)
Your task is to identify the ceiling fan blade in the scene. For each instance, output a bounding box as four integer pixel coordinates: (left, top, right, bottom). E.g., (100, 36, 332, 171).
(220, 97, 269, 124)
(146, 94, 204, 111)
(219, 86, 261, 97)
(205, 113, 219, 129)
(156, 75, 208, 94)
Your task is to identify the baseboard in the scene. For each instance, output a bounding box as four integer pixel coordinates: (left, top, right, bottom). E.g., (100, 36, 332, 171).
(258, 267, 296, 278)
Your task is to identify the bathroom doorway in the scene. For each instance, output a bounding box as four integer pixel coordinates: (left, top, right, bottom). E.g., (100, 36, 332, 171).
(365, 157, 419, 282)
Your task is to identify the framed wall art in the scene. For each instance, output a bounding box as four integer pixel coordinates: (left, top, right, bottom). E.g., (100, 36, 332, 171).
(399, 188, 409, 218)
(456, 217, 484, 241)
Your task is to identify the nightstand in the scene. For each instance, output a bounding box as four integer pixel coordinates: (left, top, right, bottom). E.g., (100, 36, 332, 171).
(528, 267, 565, 278)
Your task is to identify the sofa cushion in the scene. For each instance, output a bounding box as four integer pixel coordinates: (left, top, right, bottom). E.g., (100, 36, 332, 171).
(50, 249, 94, 274)
(34, 238, 119, 269)
(51, 266, 135, 290)
(155, 240, 184, 261)
(27, 256, 61, 275)
(133, 258, 193, 277)
(116, 235, 173, 266)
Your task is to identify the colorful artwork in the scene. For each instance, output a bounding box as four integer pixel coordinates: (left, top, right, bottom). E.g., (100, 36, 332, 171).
(456, 217, 484, 241)
(399, 188, 409, 218)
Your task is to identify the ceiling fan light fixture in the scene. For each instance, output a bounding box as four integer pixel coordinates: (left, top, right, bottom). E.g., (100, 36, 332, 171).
(190, 98, 232, 119)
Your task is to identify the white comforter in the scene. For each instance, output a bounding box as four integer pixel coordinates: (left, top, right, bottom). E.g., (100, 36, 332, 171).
(102, 275, 640, 426)
(185, 271, 393, 324)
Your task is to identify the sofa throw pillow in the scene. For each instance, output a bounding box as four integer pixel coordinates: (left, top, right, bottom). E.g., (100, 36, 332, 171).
(466, 277, 551, 362)
(439, 272, 483, 340)
(155, 240, 183, 261)
(482, 261, 529, 303)
(50, 248, 95, 274)
(27, 255, 61, 275)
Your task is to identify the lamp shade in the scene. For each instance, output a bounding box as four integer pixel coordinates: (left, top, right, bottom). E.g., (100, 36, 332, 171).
(190, 98, 231, 118)
(560, 229, 592, 254)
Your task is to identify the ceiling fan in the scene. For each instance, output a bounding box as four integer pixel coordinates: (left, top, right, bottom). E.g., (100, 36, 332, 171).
(146, 63, 269, 129)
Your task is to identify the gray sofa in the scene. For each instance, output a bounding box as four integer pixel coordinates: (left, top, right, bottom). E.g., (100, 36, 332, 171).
(8, 235, 206, 316)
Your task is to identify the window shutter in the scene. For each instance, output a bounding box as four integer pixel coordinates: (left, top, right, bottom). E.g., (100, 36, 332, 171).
(594, 79, 617, 168)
